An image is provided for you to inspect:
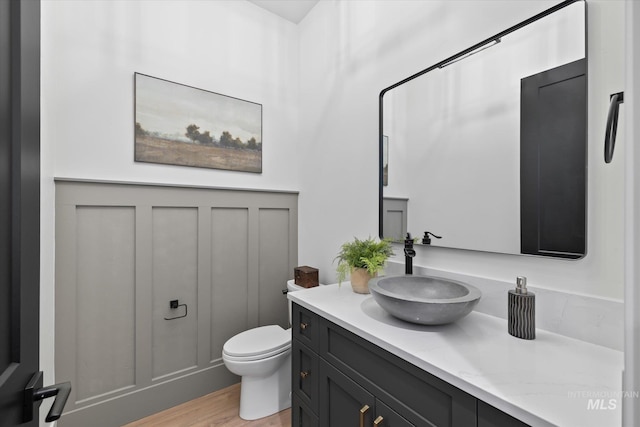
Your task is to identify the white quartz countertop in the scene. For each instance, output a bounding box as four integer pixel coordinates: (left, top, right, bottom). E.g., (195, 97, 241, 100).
(288, 283, 624, 427)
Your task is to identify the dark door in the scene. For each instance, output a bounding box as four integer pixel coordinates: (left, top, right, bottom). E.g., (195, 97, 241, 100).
(0, 1, 69, 425)
(520, 58, 587, 258)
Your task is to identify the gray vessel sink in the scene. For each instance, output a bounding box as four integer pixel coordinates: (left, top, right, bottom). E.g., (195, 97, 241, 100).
(368, 275, 481, 325)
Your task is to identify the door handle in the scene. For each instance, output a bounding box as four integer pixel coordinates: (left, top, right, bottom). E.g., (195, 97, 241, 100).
(359, 404, 370, 427)
(604, 91, 624, 163)
(23, 371, 72, 422)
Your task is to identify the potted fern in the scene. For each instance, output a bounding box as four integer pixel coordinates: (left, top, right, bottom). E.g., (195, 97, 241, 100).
(335, 237, 394, 294)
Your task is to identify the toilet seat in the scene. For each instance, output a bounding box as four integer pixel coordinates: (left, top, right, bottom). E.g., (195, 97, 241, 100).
(223, 325, 291, 361)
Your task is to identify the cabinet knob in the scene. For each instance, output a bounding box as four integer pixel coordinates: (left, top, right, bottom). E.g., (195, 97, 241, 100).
(300, 322, 309, 330)
(359, 405, 370, 427)
(300, 371, 310, 380)
(374, 415, 384, 426)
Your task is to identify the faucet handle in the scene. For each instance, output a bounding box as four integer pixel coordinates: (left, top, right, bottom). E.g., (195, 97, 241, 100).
(404, 247, 416, 256)
(422, 231, 442, 245)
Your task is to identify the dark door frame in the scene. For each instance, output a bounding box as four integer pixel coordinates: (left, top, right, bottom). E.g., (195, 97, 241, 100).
(0, 0, 41, 425)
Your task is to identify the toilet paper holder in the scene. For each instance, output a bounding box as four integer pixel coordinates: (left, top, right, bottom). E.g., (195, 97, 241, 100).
(164, 299, 188, 320)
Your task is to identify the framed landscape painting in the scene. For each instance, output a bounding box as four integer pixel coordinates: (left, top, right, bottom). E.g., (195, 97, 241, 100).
(134, 73, 262, 173)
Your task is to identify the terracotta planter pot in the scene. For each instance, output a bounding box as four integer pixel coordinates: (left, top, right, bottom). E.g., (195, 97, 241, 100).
(350, 268, 377, 294)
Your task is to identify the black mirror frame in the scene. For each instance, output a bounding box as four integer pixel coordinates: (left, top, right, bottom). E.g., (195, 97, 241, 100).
(379, 0, 586, 251)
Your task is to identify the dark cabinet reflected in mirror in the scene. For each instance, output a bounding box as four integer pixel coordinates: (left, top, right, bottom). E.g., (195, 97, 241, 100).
(379, 0, 586, 259)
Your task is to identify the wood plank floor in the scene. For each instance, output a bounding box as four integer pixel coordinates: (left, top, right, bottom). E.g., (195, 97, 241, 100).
(122, 383, 291, 427)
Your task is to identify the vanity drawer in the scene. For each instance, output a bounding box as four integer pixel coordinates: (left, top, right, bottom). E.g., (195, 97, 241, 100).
(292, 303, 319, 352)
(292, 339, 319, 414)
(319, 319, 476, 427)
(292, 393, 318, 427)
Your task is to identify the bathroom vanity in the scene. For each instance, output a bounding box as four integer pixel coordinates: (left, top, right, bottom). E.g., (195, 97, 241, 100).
(289, 284, 623, 427)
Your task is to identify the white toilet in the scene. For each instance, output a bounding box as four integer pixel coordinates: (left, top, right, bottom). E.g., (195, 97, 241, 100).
(222, 280, 305, 420)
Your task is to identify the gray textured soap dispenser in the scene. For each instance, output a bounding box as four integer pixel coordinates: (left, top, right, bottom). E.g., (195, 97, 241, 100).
(508, 276, 535, 340)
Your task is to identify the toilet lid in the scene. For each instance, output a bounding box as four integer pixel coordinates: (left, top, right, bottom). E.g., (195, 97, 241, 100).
(223, 325, 291, 358)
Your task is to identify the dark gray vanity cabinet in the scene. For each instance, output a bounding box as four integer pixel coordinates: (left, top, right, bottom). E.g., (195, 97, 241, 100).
(292, 339, 319, 424)
(292, 303, 320, 427)
(319, 359, 414, 426)
(292, 393, 318, 427)
(291, 303, 530, 427)
(477, 401, 531, 427)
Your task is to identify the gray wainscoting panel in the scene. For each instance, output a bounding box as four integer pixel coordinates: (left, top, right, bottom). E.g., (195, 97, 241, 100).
(258, 208, 292, 328)
(382, 197, 408, 241)
(210, 207, 249, 363)
(151, 207, 199, 379)
(75, 206, 136, 401)
(55, 180, 298, 427)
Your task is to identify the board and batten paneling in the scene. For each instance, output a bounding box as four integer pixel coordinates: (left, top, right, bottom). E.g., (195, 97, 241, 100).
(75, 206, 136, 401)
(259, 209, 292, 328)
(382, 197, 408, 241)
(210, 207, 250, 362)
(151, 207, 199, 379)
(55, 180, 298, 427)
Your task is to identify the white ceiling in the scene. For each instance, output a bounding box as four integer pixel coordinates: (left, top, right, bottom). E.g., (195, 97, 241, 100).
(247, 0, 320, 24)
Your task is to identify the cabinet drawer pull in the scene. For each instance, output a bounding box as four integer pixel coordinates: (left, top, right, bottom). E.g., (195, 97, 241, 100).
(300, 322, 309, 330)
(374, 415, 384, 426)
(359, 405, 370, 427)
(300, 371, 310, 379)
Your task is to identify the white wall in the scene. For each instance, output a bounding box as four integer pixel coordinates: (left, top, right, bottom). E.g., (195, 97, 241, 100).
(298, 0, 625, 300)
(40, 0, 299, 395)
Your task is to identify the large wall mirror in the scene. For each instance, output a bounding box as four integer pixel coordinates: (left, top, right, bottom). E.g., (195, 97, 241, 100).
(380, 0, 586, 259)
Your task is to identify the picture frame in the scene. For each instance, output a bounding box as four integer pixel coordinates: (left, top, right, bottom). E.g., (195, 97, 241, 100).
(134, 73, 262, 173)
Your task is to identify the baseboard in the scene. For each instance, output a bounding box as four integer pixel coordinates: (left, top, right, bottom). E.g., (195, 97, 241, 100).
(58, 365, 238, 427)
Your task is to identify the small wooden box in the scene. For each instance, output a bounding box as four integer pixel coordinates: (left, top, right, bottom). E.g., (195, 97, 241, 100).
(294, 266, 319, 288)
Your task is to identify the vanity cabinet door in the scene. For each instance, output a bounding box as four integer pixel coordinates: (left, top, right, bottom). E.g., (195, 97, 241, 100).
(374, 399, 415, 427)
(292, 339, 318, 413)
(320, 319, 477, 427)
(292, 393, 318, 427)
(319, 359, 375, 427)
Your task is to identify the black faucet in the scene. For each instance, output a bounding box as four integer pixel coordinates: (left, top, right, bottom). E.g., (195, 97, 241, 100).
(404, 233, 416, 275)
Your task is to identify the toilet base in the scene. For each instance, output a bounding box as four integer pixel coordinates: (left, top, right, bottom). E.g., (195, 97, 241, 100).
(239, 353, 292, 420)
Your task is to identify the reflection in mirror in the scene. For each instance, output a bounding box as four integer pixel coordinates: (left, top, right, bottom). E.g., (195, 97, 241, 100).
(380, 0, 586, 259)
